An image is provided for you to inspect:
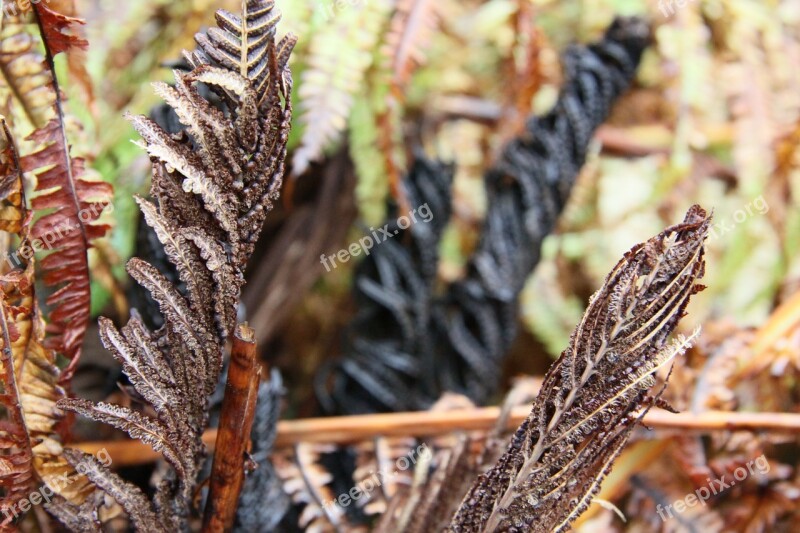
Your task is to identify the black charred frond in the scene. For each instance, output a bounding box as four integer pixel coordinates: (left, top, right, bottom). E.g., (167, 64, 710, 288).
(321, 17, 651, 414)
(318, 156, 455, 413)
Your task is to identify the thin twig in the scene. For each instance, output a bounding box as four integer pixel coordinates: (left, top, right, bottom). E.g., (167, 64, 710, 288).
(76, 408, 800, 468)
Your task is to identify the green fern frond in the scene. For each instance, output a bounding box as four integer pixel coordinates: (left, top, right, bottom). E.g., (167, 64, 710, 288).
(291, 0, 392, 177)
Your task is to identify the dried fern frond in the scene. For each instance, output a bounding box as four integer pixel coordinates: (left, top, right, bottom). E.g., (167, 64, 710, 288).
(0, 3, 113, 379)
(0, 264, 36, 524)
(274, 442, 360, 532)
(0, 120, 94, 528)
(0, 7, 53, 129)
(382, 0, 440, 92)
(448, 205, 710, 532)
(318, 155, 455, 413)
(23, 116, 112, 378)
(55, 0, 295, 527)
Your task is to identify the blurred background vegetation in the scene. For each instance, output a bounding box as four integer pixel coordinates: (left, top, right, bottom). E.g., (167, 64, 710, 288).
(71, 0, 799, 414)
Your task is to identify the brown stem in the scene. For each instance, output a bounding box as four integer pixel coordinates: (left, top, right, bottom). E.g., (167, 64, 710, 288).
(201, 324, 261, 533)
(76, 408, 800, 468)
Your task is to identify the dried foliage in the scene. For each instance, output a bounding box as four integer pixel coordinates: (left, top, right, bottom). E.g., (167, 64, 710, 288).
(448, 205, 709, 532)
(0, 10, 52, 129)
(0, 122, 94, 528)
(275, 441, 369, 532)
(53, 0, 295, 527)
(0, 2, 112, 382)
(321, 17, 651, 414)
(383, 0, 441, 92)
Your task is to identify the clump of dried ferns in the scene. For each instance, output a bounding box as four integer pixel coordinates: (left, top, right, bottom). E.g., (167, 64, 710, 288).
(320, 17, 651, 413)
(447, 205, 709, 532)
(0, 122, 96, 527)
(49, 0, 295, 528)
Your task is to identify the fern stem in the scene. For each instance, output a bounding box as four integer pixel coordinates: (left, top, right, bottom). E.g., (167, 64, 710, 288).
(75, 408, 800, 467)
(202, 323, 261, 532)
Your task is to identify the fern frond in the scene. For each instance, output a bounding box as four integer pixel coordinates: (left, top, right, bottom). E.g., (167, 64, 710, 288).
(448, 206, 710, 532)
(0, 266, 36, 524)
(61, 449, 162, 532)
(23, 118, 112, 376)
(45, 493, 104, 532)
(291, 0, 392, 177)
(382, 0, 440, 91)
(57, 0, 294, 526)
(274, 442, 366, 531)
(0, 121, 93, 528)
(0, 4, 115, 378)
(319, 156, 454, 413)
(349, 90, 389, 225)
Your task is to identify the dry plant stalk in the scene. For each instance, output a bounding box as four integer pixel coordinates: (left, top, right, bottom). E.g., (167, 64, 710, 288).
(72, 408, 800, 468)
(448, 205, 710, 532)
(202, 324, 260, 532)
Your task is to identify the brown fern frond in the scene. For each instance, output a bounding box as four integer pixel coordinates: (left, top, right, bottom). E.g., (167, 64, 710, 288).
(382, 0, 440, 94)
(36, 0, 95, 112)
(0, 4, 110, 379)
(274, 442, 365, 532)
(56, 0, 295, 526)
(448, 205, 710, 532)
(0, 120, 93, 528)
(32, 2, 87, 57)
(0, 266, 35, 526)
(22, 118, 112, 378)
(0, 4, 114, 380)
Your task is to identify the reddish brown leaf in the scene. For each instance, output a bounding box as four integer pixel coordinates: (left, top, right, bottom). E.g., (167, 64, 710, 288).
(22, 117, 112, 378)
(32, 3, 88, 57)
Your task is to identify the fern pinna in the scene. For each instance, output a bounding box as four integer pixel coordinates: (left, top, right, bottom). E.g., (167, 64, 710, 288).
(321, 17, 651, 413)
(52, 1, 296, 528)
(448, 206, 709, 532)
